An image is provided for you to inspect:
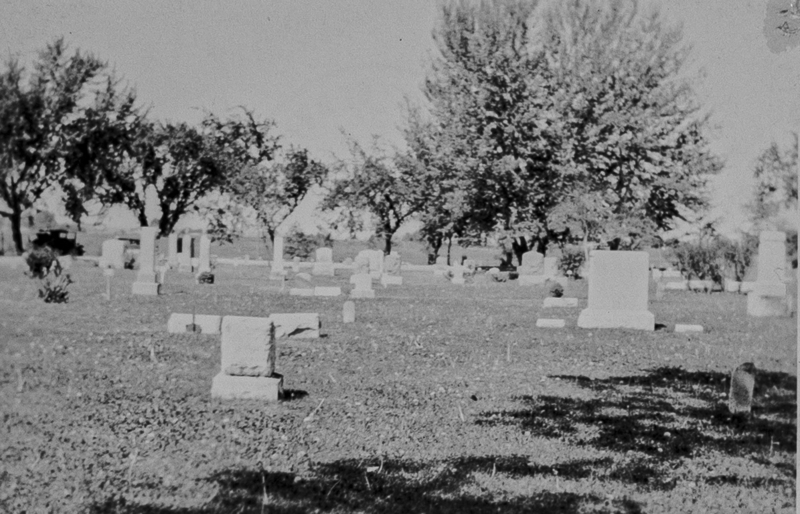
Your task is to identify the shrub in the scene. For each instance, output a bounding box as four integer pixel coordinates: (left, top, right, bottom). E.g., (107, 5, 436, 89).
(123, 251, 136, 269)
(671, 240, 725, 286)
(719, 235, 758, 282)
(284, 229, 333, 260)
(24, 246, 73, 303)
(549, 282, 564, 298)
(558, 246, 586, 279)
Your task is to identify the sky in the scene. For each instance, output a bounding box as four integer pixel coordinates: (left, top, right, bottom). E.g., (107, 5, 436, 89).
(0, 0, 797, 236)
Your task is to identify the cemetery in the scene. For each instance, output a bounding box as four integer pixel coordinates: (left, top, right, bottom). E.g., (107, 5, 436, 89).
(0, 1, 797, 512)
(0, 234, 796, 513)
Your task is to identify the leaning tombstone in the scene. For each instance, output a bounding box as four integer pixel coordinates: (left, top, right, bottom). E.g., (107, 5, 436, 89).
(577, 251, 654, 330)
(211, 316, 283, 400)
(311, 248, 335, 276)
(728, 362, 756, 414)
(747, 231, 789, 317)
(131, 227, 161, 295)
(343, 301, 355, 323)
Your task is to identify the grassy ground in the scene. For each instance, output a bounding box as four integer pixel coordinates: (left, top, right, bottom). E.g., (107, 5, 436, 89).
(0, 260, 796, 513)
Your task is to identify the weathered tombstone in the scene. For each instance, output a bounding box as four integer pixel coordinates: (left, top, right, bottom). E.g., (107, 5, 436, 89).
(167, 313, 222, 334)
(270, 234, 287, 280)
(178, 235, 193, 272)
(728, 362, 756, 414)
(367, 250, 384, 279)
(384, 253, 401, 275)
(196, 234, 212, 274)
(311, 247, 335, 276)
(211, 316, 283, 400)
(518, 251, 547, 286)
(577, 251, 654, 330)
(291, 256, 301, 273)
(353, 253, 371, 275)
(103, 267, 114, 299)
(343, 301, 355, 323)
(269, 313, 321, 338)
(132, 227, 161, 295)
(167, 233, 179, 269)
(350, 273, 375, 298)
(100, 239, 126, 269)
(747, 231, 789, 317)
(451, 265, 466, 285)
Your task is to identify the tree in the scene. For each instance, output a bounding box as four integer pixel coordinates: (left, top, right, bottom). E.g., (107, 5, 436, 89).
(0, 39, 108, 253)
(207, 147, 327, 248)
(323, 139, 426, 255)
(749, 132, 798, 226)
(403, 0, 722, 253)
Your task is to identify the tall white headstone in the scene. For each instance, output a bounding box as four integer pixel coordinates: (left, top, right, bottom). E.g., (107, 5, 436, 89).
(197, 234, 212, 274)
(100, 239, 126, 269)
(747, 231, 788, 317)
(269, 234, 286, 280)
(167, 233, 179, 269)
(577, 251, 654, 330)
(132, 227, 161, 295)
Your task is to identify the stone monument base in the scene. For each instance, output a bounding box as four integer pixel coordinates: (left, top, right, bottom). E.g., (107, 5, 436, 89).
(132, 282, 160, 296)
(577, 308, 654, 331)
(747, 282, 788, 317)
(211, 372, 283, 401)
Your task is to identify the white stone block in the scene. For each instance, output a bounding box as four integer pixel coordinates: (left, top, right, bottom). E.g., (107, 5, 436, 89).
(168, 313, 222, 334)
(518, 275, 548, 286)
(211, 372, 283, 401)
(269, 313, 320, 338)
(577, 251, 654, 331)
(380, 274, 403, 287)
(747, 292, 789, 317)
(289, 288, 314, 296)
(674, 324, 704, 333)
(536, 318, 566, 328)
(100, 239, 126, 269)
(314, 286, 341, 297)
(220, 316, 275, 377)
(543, 297, 578, 308)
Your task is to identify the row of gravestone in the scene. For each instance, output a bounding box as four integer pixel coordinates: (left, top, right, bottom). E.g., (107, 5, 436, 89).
(99, 232, 212, 275)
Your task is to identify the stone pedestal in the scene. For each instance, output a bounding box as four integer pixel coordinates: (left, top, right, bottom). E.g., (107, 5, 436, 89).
(167, 234, 179, 268)
(196, 235, 212, 274)
(577, 251, 654, 331)
(211, 373, 283, 401)
(178, 235, 193, 272)
(100, 240, 126, 269)
(747, 231, 789, 317)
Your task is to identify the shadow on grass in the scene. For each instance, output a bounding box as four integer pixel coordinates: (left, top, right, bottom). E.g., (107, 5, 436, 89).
(89, 455, 646, 514)
(477, 366, 796, 463)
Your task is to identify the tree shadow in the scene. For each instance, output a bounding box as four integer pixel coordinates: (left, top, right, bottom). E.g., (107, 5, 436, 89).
(89, 455, 647, 514)
(477, 367, 796, 463)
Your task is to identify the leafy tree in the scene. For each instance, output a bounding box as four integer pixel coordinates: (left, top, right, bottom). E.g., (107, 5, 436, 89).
(0, 39, 108, 253)
(749, 132, 798, 226)
(323, 138, 426, 255)
(404, 0, 722, 253)
(207, 147, 327, 249)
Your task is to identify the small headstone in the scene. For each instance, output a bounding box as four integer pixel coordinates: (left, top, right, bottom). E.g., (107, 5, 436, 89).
(536, 318, 566, 328)
(518, 251, 544, 275)
(353, 253, 371, 275)
(178, 235, 193, 272)
(291, 256, 301, 273)
(451, 266, 466, 285)
(167, 233, 179, 268)
(577, 251, 654, 331)
(196, 235, 212, 273)
(343, 301, 355, 323)
(435, 256, 448, 268)
(728, 362, 756, 414)
(542, 257, 558, 277)
(312, 247, 335, 276)
(747, 231, 789, 317)
(100, 239, 126, 269)
(366, 249, 385, 279)
(270, 234, 287, 280)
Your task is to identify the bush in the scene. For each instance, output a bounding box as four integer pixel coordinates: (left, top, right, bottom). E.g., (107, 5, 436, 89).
(549, 282, 564, 298)
(24, 246, 73, 303)
(284, 229, 333, 260)
(671, 240, 725, 286)
(558, 246, 586, 279)
(718, 235, 758, 282)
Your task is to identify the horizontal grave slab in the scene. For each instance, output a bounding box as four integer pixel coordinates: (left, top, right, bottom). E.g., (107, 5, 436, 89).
(536, 318, 566, 328)
(167, 313, 222, 334)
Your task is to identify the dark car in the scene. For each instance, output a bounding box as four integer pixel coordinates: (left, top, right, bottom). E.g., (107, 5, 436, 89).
(31, 229, 85, 256)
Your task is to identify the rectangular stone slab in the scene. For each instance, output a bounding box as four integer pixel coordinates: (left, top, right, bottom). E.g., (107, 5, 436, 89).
(536, 318, 566, 328)
(289, 288, 314, 296)
(674, 324, 704, 333)
(220, 316, 275, 377)
(380, 275, 403, 287)
(543, 297, 578, 308)
(168, 313, 222, 334)
(314, 286, 341, 297)
(211, 372, 283, 401)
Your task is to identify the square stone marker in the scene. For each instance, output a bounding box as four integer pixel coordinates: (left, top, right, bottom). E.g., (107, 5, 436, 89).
(167, 313, 222, 334)
(343, 301, 355, 323)
(289, 288, 314, 296)
(314, 286, 342, 297)
(674, 324, 703, 333)
(577, 250, 654, 331)
(536, 318, 566, 328)
(269, 313, 320, 338)
(543, 297, 578, 308)
(219, 316, 276, 376)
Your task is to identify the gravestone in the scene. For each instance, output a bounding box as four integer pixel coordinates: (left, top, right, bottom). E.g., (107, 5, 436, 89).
(291, 256, 301, 273)
(451, 265, 466, 285)
(178, 235, 193, 272)
(311, 247, 335, 276)
(542, 257, 559, 278)
(747, 231, 789, 317)
(367, 250, 384, 279)
(167, 234, 179, 268)
(543, 297, 578, 308)
(269, 313, 320, 338)
(131, 227, 161, 295)
(518, 251, 547, 286)
(270, 235, 287, 280)
(196, 234, 212, 274)
(350, 273, 375, 298)
(343, 301, 355, 323)
(353, 253, 371, 275)
(384, 253, 401, 275)
(577, 251, 654, 330)
(211, 316, 283, 400)
(728, 362, 756, 414)
(167, 313, 222, 334)
(100, 239, 126, 269)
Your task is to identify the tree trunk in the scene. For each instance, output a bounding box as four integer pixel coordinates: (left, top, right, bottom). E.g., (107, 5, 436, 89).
(427, 233, 442, 264)
(384, 232, 392, 255)
(446, 235, 453, 266)
(10, 208, 24, 255)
